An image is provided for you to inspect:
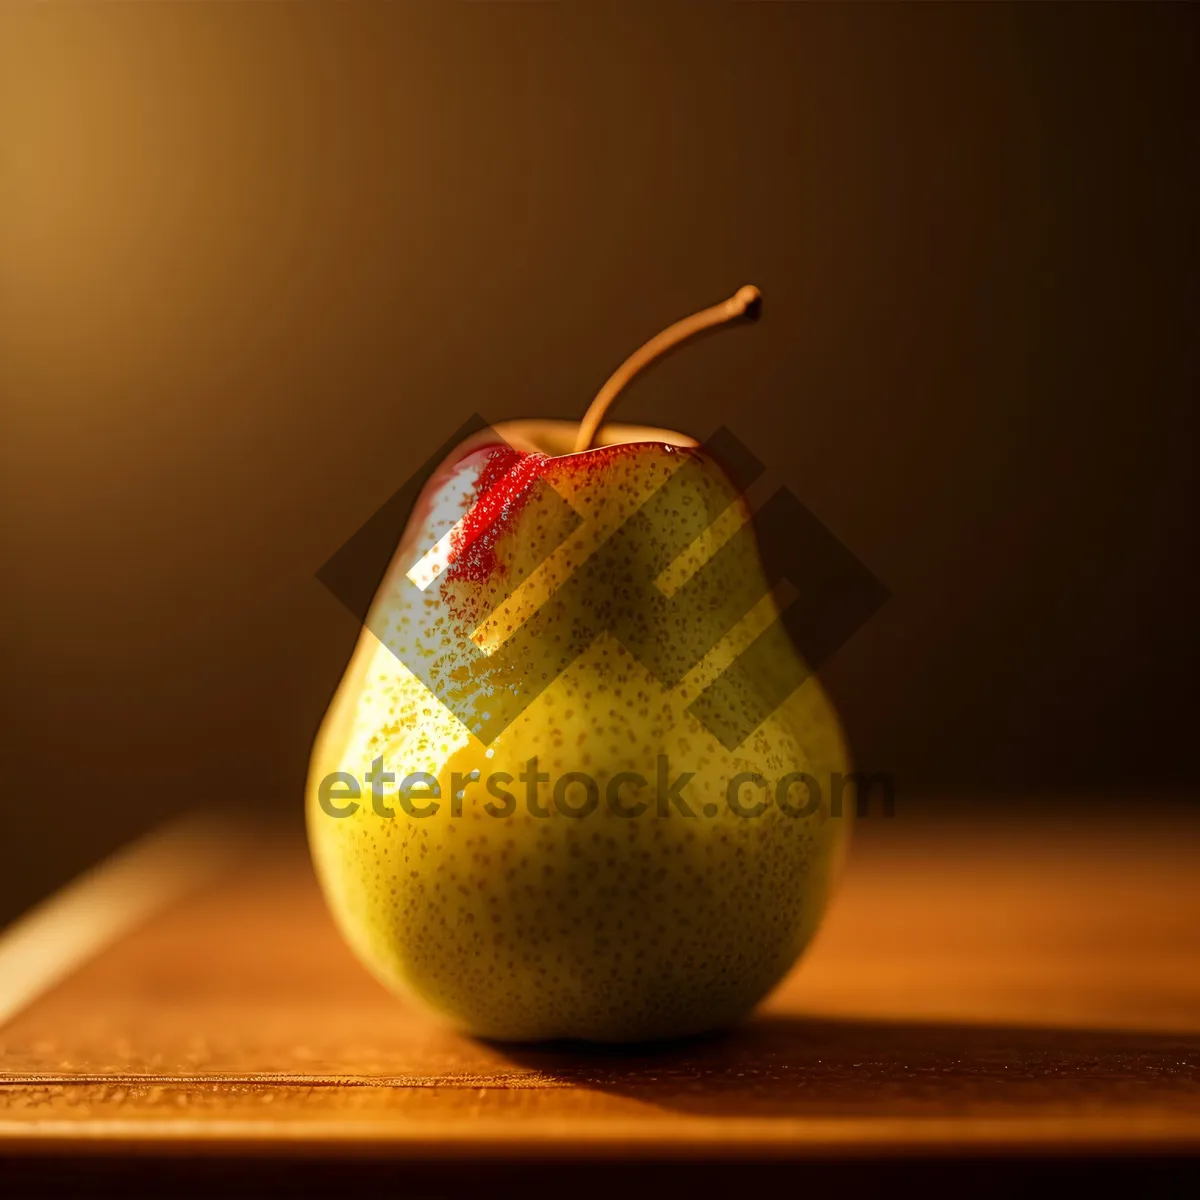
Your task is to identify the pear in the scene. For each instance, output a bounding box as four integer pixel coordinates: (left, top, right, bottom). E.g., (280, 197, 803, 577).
(307, 288, 852, 1042)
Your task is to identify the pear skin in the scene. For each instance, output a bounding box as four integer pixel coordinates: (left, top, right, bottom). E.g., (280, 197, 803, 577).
(307, 419, 851, 1042)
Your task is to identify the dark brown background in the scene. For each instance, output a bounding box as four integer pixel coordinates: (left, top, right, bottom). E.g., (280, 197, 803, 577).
(1, 3, 1196, 927)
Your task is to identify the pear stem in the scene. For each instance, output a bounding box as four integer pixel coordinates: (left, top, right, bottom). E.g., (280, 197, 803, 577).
(572, 285, 762, 454)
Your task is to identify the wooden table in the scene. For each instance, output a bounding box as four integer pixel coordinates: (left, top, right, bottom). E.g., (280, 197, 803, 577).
(2, 808, 1198, 1192)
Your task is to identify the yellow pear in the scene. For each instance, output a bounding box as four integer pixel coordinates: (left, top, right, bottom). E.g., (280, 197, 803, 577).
(307, 288, 852, 1041)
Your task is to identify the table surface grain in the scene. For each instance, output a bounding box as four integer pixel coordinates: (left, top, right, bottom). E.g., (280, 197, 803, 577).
(1, 809, 1199, 1168)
